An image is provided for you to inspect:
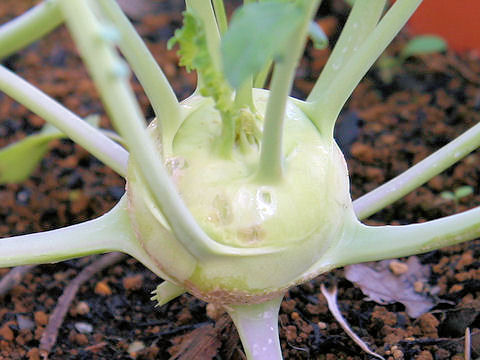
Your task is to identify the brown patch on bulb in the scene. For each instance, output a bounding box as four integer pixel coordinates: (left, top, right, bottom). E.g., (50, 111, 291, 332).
(183, 280, 286, 305)
(237, 225, 266, 245)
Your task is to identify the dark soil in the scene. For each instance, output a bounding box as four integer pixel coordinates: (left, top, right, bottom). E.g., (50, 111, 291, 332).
(0, 1, 479, 359)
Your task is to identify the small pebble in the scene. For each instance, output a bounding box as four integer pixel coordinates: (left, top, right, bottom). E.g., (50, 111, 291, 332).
(415, 350, 433, 360)
(26, 348, 40, 360)
(414, 281, 424, 293)
(122, 274, 143, 291)
(449, 283, 463, 293)
(34, 311, 48, 326)
(16, 315, 35, 330)
(317, 321, 327, 330)
(285, 325, 297, 342)
(75, 322, 93, 334)
(128, 340, 145, 358)
(0, 324, 14, 341)
(392, 348, 404, 360)
(95, 281, 112, 296)
(206, 303, 224, 320)
(75, 301, 90, 316)
(74, 333, 89, 346)
(389, 260, 409, 275)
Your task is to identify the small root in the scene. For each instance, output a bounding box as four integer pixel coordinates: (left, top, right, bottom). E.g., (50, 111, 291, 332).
(39, 252, 126, 357)
(321, 283, 385, 360)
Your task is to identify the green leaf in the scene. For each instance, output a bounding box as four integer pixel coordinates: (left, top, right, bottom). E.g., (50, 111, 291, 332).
(440, 191, 455, 201)
(221, 1, 304, 88)
(400, 35, 447, 60)
(0, 125, 62, 184)
(0, 115, 101, 184)
(454, 185, 474, 199)
(167, 11, 200, 72)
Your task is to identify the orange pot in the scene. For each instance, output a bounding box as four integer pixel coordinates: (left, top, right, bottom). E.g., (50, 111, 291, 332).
(407, 0, 480, 52)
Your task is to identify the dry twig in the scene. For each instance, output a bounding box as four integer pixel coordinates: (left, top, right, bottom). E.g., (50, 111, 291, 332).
(321, 283, 385, 360)
(39, 252, 126, 357)
(465, 327, 471, 360)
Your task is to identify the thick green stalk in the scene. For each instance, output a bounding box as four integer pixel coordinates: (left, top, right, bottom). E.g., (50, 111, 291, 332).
(354, 121, 480, 219)
(0, 0, 63, 59)
(307, 0, 386, 103)
(256, 1, 320, 183)
(212, 0, 228, 35)
(0, 65, 128, 177)
(234, 77, 254, 111)
(333, 206, 480, 267)
(301, 0, 422, 136)
(0, 197, 133, 268)
(253, 60, 272, 89)
(96, 0, 181, 156)
(227, 295, 284, 360)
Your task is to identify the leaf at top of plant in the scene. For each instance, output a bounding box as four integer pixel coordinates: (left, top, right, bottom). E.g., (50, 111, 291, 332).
(0, 115, 100, 184)
(400, 35, 447, 60)
(454, 185, 474, 199)
(168, 11, 235, 128)
(167, 11, 200, 73)
(221, 1, 304, 88)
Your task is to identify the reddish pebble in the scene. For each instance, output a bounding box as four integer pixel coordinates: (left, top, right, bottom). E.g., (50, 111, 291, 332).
(0, 324, 14, 341)
(122, 274, 143, 291)
(34, 311, 48, 327)
(95, 281, 112, 296)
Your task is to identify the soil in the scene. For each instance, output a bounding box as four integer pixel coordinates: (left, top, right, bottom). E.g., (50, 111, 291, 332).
(0, 1, 479, 359)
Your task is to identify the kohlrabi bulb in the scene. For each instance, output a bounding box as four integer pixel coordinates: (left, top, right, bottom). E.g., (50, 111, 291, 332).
(126, 89, 354, 304)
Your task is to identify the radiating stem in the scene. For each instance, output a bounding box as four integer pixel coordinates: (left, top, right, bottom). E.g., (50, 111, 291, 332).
(353, 121, 480, 219)
(0, 65, 128, 177)
(96, 0, 181, 156)
(0, 197, 133, 268)
(0, 0, 63, 59)
(256, 1, 320, 183)
(333, 206, 480, 267)
(302, 0, 422, 136)
(307, 0, 386, 103)
(226, 295, 284, 360)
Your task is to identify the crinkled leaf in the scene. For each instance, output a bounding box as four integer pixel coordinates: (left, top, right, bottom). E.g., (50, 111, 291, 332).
(221, 1, 304, 88)
(169, 11, 234, 123)
(168, 11, 201, 73)
(0, 115, 100, 184)
(400, 35, 447, 60)
(345, 257, 435, 318)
